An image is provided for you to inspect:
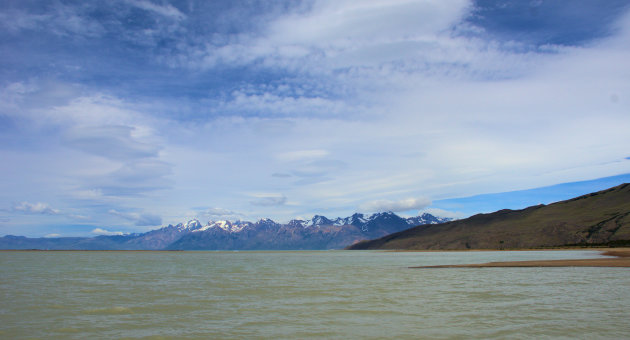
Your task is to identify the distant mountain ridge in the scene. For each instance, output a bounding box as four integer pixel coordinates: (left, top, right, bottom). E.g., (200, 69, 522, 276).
(0, 212, 450, 250)
(348, 183, 630, 250)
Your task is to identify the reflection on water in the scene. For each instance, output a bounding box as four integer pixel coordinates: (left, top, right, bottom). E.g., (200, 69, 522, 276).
(1, 250, 629, 339)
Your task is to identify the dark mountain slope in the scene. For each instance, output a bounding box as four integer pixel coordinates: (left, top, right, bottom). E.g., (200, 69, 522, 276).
(348, 183, 630, 250)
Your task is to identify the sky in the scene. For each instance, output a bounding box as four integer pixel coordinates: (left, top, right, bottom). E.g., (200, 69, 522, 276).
(1, 0, 630, 237)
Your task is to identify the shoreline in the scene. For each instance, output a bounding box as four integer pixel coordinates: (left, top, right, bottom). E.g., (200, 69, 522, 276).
(411, 248, 630, 268)
(386, 246, 628, 252)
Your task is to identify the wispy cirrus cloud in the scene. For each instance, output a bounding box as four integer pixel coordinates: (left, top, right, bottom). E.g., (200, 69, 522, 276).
(0, 4, 105, 37)
(127, 0, 186, 21)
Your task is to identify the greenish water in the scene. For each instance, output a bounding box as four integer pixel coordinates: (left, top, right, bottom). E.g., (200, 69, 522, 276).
(1, 250, 629, 339)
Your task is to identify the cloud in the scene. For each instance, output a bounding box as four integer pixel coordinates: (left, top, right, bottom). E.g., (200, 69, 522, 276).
(12, 202, 60, 215)
(181, 0, 470, 73)
(293, 160, 346, 176)
(108, 209, 162, 226)
(250, 195, 288, 207)
(420, 207, 465, 220)
(44, 95, 172, 199)
(96, 159, 173, 196)
(277, 149, 329, 162)
(0, 4, 105, 37)
(127, 0, 186, 21)
(212, 91, 351, 118)
(64, 125, 160, 161)
(2, 1, 630, 235)
(360, 197, 432, 213)
(68, 214, 90, 221)
(195, 207, 244, 221)
(199, 207, 235, 216)
(44, 233, 61, 238)
(288, 159, 347, 185)
(0, 1, 187, 49)
(134, 214, 162, 226)
(91, 228, 124, 236)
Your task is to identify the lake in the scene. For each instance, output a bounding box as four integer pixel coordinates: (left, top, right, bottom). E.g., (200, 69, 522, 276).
(1, 250, 629, 339)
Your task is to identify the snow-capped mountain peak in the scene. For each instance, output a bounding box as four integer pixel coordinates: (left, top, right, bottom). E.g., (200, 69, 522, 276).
(171, 212, 450, 237)
(309, 215, 333, 227)
(175, 219, 203, 231)
(191, 220, 251, 233)
(287, 219, 308, 228)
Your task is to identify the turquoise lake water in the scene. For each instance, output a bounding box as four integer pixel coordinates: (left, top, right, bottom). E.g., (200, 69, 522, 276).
(1, 250, 629, 339)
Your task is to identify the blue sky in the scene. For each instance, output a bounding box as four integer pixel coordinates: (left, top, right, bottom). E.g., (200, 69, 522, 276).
(1, 0, 630, 237)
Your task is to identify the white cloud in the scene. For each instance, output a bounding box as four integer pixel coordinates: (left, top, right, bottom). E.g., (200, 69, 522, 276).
(217, 91, 350, 118)
(68, 214, 90, 221)
(360, 197, 432, 213)
(3, 89, 173, 201)
(127, 0, 186, 21)
(0, 5, 105, 37)
(276, 149, 329, 162)
(420, 207, 465, 220)
(91, 228, 124, 236)
(3, 1, 630, 235)
(12, 202, 60, 215)
(96, 159, 173, 196)
(181, 0, 470, 73)
(44, 233, 61, 238)
(195, 207, 244, 222)
(268, 0, 468, 49)
(199, 207, 235, 216)
(250, 195, 288, 207)
(108, 210, 162, 226)
(64, 125, 160, 161)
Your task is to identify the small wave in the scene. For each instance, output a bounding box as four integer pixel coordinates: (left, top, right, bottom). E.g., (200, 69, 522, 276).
(85, 306, 133, 315)
(54, 327, 80, 333)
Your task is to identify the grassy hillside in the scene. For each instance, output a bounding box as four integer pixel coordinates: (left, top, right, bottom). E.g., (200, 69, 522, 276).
(348, 183, 630, 250)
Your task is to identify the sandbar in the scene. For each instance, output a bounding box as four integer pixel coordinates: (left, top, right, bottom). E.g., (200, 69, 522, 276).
(412, 249, 630, 268)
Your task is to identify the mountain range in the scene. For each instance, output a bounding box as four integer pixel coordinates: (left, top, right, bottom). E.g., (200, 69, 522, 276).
(348, 183, 630, 250)
(0, 212, 450, 250)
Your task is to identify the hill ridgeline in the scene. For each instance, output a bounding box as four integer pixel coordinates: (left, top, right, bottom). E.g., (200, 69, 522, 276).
(348, 183, 630, 250)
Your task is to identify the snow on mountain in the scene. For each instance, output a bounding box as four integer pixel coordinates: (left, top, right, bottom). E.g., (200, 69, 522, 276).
(192, 220, 253, 233)
(0, 211, 453, 250)
(166, 211, 452, 250)
(173, 219, 203, 231)
(406, 213, 448, 226)
(287, 219, 308, 228)
(306, 215, 334, 227)
(171, 212, 450, 235)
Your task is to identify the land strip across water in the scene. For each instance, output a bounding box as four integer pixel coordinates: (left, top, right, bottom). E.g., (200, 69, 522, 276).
(412, 248, 630, 268)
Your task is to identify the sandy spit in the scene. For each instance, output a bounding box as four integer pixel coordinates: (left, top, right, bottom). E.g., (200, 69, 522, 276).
(412, 248, 630, 268)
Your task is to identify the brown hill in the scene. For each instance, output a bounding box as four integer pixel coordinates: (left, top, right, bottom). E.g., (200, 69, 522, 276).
(347, 183, 630, 250)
